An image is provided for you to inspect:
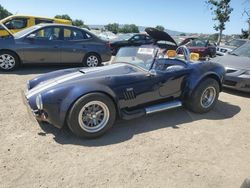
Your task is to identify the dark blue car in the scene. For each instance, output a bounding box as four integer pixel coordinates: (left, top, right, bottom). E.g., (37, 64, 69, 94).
(24, 42, 225, 138)
(0, 23, 111, 71)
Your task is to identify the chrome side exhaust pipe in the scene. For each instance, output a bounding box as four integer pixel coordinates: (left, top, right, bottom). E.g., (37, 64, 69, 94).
(145, 100, 182, 114)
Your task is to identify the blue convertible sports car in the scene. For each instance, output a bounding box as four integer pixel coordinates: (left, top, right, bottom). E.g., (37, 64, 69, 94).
(24, 28, 225, 138)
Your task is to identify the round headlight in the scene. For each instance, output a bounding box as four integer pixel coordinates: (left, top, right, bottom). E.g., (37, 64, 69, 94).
(36, 94, 43, 110)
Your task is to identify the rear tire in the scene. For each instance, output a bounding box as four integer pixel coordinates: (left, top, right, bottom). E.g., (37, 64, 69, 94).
(83, 53, 101, 67)
(186, 78, 219, 113)
(0, 51, 20, 71)
(67, 93, 116, 138)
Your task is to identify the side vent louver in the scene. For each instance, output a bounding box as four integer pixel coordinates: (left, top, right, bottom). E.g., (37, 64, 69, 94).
(123, 88, 136, 100)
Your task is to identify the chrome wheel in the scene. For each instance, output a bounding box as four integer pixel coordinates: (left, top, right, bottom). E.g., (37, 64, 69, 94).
(0, 54, 15, 70)
(86, 55, 99, 67)
(78, 101, 110, 133)
(200, 87, 216, 108)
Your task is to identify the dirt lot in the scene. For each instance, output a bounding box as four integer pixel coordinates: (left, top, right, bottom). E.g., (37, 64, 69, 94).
(0, 65, 250, 188)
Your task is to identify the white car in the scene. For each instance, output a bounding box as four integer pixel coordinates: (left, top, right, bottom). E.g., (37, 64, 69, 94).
(216, 39, 247, 56)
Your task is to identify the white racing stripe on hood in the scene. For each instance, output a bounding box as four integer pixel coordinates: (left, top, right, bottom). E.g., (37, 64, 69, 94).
(79, 63, 123, 73)
(26, 64, 124, 99)
(26, 72, 82, 99)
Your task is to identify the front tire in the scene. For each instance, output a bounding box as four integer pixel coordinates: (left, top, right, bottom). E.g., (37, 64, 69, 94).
(83, 53, 101, 67)
(0, 51, 20, 71)
(67, 93, 116, 138)
(186, 78, 219, 113)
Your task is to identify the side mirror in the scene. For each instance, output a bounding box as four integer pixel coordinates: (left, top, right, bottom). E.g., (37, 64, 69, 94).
(130, 38, 135, 42)
(26, 34, 36, 40)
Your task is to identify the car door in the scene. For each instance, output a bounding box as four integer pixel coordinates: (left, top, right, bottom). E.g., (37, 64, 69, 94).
(60, 27, 91, 63)
(21, 26, 62, 63)
(152, 59, 190, 97)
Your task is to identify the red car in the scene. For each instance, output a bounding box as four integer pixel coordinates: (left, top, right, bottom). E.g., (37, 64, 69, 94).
(179, 37, 216, 60)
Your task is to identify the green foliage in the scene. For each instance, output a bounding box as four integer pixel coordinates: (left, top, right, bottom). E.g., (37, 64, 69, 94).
(206, 0, 233, 44)
(207, 0, 233, 31)
(179, 33, 186, 36)
(155, 25, 165, 31)
(55, 14, 72, 21)
(72, 19, 89, 29)
(104, 23, 119, 34)
(104, 23, 139, 34)
(55, 15, 89, 29)
(119, 24, 139, 33)
(0, 4, 12, 20)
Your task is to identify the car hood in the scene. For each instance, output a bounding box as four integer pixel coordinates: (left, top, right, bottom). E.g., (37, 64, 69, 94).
(212, 54, 250, 70)
(217, 45, 236, 50)
(145, 27, 177, 45)
(26, 63, 141, 99)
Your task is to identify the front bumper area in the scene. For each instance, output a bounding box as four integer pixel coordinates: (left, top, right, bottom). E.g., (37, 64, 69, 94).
(223, 75, 250, 93)
(22, 91, 48, 122)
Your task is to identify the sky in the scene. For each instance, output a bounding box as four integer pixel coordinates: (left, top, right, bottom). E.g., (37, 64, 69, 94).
(0, 0, 249, 34)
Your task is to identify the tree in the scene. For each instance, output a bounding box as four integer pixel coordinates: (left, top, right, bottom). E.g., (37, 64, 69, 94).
(104, 23, 119, 34)
(72, 19, 89, 29)
(0, 4, 12, 20)
(55, 15, 89, 29)
(242, 9, 250, 39)
(179, 33, 186, 36)
(155, 25, 165, 31)
(119, 24, 139, 33)
(206, 0, 233, 45)
(54, 14, 72, 21)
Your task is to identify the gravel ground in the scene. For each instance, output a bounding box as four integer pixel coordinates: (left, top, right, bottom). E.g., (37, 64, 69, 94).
(0, 65, 250, 188)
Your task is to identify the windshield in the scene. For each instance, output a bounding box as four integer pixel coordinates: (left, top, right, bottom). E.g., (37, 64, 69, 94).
(225, 39, 246, 47)
(230, 42, 250, 58)
(13, 25, 41, 38)
(185, 38, 207, 47)
(112, 46, 158, 70)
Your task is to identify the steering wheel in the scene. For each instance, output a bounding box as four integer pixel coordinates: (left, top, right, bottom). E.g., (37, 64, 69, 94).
(176, 45, 190, 61)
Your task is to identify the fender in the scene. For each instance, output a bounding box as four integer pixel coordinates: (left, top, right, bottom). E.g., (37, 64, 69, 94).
(182, 70, 222, 101)
(42, 83, 119, 128)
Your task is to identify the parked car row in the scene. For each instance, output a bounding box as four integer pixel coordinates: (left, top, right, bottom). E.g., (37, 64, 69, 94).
(110, 28, 217, 60)
(0, 16, 246, 138)
(0, 15, 72, 37)
(0, 19, 249, 94)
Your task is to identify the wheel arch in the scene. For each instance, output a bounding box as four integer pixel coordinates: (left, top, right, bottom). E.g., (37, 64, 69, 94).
(82, 52, 102, 63)
(62, 90, 119, 128)
(199, 73, 222, 91)
(0, 49, 22, 64)
(183, 72, 222, 101)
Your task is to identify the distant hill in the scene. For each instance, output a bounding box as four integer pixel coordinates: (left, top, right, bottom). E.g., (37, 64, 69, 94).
(88, 24, 185, 36)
